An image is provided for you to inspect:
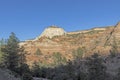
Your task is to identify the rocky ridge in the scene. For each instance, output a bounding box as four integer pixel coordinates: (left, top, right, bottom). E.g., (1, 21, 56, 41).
(19, 22, 120, 65)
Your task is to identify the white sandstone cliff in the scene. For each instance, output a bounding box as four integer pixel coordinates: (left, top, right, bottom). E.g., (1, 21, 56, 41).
(36, 26, 66, 39)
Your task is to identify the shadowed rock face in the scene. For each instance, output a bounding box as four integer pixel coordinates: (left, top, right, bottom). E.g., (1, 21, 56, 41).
(19, 22, 120, 65)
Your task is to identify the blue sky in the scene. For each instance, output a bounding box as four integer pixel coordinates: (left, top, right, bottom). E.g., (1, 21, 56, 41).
(0, 0, 120, 41)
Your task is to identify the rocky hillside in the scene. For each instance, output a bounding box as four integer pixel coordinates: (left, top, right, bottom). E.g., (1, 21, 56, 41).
(19, 22, 120, 66)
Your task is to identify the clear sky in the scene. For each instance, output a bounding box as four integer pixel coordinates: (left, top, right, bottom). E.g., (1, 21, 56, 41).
(0, 0, 120, 41)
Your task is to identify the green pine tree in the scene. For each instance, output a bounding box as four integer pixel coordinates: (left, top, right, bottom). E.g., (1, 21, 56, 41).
(35, 48, 42, 55)
(53, 52, 67, 65)
(2, 32, 20, 71)
(2, 32, 33, 80)
(0, 38, 5, 66)
(72, 47, 84, 59)
(17, 46, 33, 80)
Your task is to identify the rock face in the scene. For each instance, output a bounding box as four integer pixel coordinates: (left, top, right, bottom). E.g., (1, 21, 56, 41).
(67, 27, 106, 35)
(113, 22, 120, 38)
(20, 22, 120, 66)
(36, 26, 66, 39)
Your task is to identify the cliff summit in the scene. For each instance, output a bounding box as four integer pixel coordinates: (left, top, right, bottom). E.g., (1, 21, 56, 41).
(36, 26, 66, 39)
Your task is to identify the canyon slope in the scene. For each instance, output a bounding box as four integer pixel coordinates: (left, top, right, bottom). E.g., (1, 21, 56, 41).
(20, 22, 120, 66)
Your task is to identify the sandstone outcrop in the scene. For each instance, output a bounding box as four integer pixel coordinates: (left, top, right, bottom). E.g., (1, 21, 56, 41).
(19, 22, 120, 65)
(36, 26, 66, 39)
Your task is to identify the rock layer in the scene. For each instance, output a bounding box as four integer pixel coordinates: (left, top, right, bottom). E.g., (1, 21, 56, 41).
(19, 22, 120, 65)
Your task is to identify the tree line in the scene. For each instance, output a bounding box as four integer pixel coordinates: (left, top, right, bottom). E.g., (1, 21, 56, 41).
(0, 32, 33, 80)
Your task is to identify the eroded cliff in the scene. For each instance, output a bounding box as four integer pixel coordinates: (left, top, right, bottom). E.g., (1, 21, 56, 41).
(19, 23, 120, 66)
